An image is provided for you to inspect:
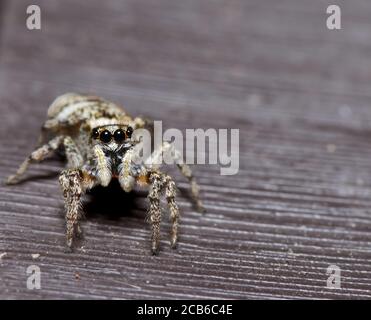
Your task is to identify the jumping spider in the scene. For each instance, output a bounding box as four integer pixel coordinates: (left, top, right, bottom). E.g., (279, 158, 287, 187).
(6, 93, 204, 254)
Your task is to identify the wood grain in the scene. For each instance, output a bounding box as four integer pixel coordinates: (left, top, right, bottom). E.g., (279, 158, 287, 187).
(1, 0, 371, 299)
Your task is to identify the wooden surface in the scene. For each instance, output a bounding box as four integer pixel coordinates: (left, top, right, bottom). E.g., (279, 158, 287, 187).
(1, 0, 371, 299)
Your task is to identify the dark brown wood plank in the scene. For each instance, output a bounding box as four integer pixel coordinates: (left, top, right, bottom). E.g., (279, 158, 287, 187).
(1, 0, 371, 299)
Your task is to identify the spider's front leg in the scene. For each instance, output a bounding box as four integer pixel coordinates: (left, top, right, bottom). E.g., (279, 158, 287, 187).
(147, 141, 205, 212)
(59, 168, 95, 249)
(147, 170, 179, 254)
(118, 142, 181, 254)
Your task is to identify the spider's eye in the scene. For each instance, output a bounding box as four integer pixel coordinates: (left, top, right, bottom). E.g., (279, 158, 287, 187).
(126, 126, 133, 138)
(114, 129, 125, 143)
(100, 130, 112, 143)
(91, 128, 100, 139)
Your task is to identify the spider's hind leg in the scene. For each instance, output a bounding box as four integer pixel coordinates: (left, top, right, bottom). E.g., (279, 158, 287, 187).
(6, 135, 64, 185)
(175, 161, 204, 213)
(6, 134, 83, 185)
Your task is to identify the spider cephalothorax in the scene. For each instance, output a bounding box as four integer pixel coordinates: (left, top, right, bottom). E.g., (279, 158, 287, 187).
(89, 124, 136, 186)
(6, 93, 204, 254)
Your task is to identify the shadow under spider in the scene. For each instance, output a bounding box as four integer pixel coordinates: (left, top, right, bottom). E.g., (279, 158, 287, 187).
(82, 180, 198, 223)
(83, 179, 147, 221)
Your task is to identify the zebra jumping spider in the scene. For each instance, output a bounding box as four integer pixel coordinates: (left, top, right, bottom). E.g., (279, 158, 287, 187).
(6, 93, 204, 254)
